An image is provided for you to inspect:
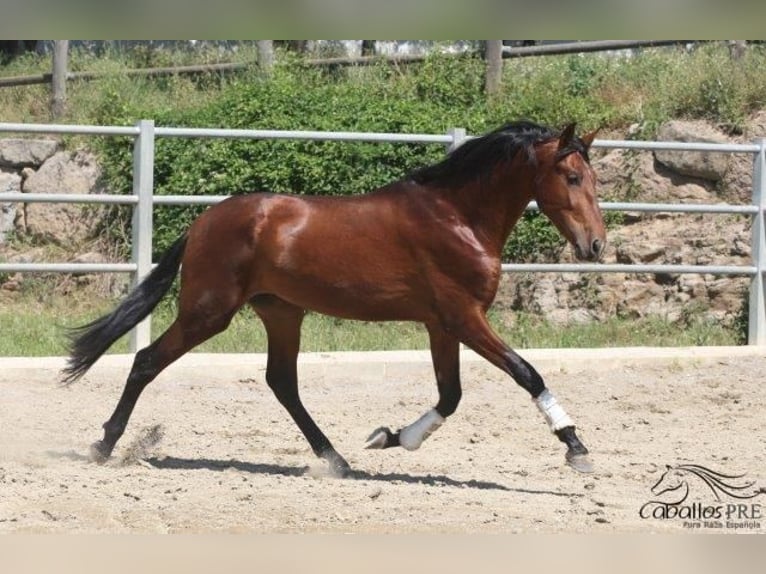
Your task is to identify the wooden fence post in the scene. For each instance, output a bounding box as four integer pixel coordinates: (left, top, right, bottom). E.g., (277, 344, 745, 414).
(257, 40, 274, 73)
(728, 40, 747, 60)
(484, 40, 503, 97)
(51, 40, 69, 119)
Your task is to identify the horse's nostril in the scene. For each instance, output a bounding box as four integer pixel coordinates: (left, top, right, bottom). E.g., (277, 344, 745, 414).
(592, 238, 603, 256)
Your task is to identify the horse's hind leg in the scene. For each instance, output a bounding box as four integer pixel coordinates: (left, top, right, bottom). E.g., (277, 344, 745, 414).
(252, 296, 350, 478)
(366, 324, 461, 451)
(90, 301, 239, 463)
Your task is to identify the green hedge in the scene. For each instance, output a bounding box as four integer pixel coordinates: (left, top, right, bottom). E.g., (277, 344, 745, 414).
(96, 55, 611, 261)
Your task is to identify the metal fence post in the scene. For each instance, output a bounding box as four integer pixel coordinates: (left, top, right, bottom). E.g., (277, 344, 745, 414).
(447, 127, 466, 152)
(129, 119, 155, 352)
(749, 138, 766, 345)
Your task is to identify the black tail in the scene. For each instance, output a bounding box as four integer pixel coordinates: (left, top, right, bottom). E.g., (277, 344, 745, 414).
(61, 234, 188, 384)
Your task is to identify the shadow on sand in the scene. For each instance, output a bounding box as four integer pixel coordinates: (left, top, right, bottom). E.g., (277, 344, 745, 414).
(145, 455, 582, 498)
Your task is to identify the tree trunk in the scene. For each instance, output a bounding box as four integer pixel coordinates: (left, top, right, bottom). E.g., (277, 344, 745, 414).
(484, 40, 503, 97)
(51, 40, 69, 119)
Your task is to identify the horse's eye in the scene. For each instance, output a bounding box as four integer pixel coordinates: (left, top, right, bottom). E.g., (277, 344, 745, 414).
(566, 173, 581, 186)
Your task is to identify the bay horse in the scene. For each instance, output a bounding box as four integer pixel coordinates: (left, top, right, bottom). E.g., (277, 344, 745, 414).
(63, 120, 606, 477)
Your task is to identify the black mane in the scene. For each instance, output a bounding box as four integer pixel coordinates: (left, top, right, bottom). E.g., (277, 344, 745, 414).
(410, 120, 589, 189)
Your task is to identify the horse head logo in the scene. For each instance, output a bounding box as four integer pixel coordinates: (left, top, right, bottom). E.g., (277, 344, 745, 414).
(651, 464, 763, 504)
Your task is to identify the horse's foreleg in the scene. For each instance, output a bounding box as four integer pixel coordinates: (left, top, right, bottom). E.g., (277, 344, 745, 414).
(253, 297, 350, 478)
(454, 309, 593, 473)
(365, 324, 461, 452)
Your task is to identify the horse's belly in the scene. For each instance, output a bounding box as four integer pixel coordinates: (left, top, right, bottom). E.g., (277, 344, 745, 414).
(269, 273, 428, 322)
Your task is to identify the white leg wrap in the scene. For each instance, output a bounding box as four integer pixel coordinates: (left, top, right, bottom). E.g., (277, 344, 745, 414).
(534, 389, 574, 432)
(399, 408, 445, 451)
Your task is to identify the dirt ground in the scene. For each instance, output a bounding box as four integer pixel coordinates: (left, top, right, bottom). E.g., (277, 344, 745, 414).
(1, 348, 764, 534)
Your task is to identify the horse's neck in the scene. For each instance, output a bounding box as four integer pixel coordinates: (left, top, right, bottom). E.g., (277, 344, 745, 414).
(445, 170, 535, 257)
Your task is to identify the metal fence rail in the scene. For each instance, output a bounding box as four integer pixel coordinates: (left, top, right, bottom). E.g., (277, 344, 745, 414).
(1, 120, 764, 349)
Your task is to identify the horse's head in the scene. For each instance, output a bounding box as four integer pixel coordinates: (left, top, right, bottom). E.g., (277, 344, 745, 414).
(651, 465, 688, 498)
(534, 123, 606, 262)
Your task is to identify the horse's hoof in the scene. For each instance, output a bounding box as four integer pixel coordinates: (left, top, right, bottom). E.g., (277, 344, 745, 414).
(320, 449, 351, 478)
(88, 441, 111, 464)
(566, 452, 594, 474)
(329, 461, 351, 479)
(328, 457, 352, 479)
(365, 426, 395, 449)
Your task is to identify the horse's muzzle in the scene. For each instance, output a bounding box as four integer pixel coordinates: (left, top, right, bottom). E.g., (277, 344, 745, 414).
(574, 237, 605, 262)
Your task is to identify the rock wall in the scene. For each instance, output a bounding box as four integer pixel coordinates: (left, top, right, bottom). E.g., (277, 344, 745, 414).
(499, 212, 750, 325)
(0, 140, 104, 246)
(0, 139, 112, 294)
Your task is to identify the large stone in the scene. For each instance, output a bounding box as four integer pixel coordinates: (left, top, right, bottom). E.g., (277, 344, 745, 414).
(0, 170, 22, 243)
(654, 120, 730, 181)
(615, 239, 667, 264)
(721, 110, 766, 202)
(19, 150, 104, 245)
(616, 280, 668, 318)
(594, 146, 717, 210)
(0, 138, 59, 168)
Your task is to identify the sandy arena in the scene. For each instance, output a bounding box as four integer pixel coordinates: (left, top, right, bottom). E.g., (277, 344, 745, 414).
(1, 347, 764, 533)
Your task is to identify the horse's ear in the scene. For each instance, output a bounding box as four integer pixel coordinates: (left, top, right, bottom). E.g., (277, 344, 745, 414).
(558, 123, 577, 149)
(580, 127, 600, 150)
